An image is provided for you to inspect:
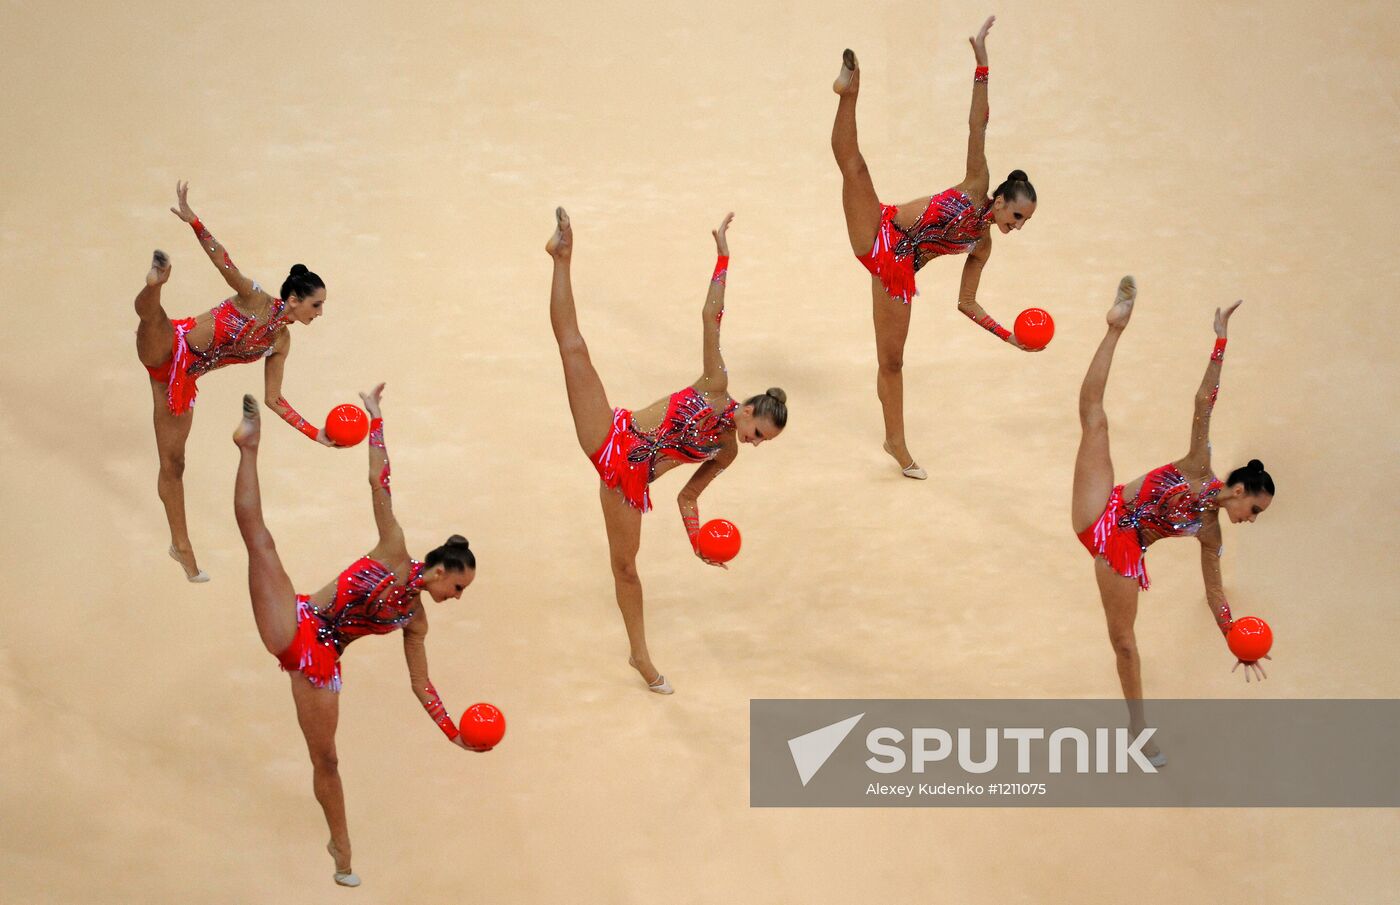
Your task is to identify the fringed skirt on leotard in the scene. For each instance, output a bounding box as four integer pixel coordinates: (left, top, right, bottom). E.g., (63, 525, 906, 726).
(589, 408, 653, 512)
(856, 204, 919, 305)
(1076, 485, 1150, 590)
(276, 595, 343, 692)
(144, 317, 199, 415)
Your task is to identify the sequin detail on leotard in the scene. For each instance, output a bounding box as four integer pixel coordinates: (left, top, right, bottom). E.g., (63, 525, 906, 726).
(145, 291, 290, 414)
(856, 187, 994, 304)
(589, 387, 738, 512)
(277, 556, 426, 691)
(1077, 464, 1224, 590)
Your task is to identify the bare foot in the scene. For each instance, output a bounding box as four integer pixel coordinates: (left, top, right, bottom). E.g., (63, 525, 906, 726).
(833, 49, 859, 95)
(147, 250, 171, 287)
(232, 394, 260, 449)
(545, 207, 572, 260)
(1107, 275, 1137, 330)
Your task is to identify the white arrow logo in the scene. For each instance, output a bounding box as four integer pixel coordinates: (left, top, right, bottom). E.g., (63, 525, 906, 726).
(787, 713, 865, 786)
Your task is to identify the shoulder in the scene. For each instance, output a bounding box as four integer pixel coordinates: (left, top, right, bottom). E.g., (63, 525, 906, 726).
(694, 374, 729, 398)
(1171, 455, 1211, 482)
(956, 170, 990, 196)
(369, 537, 410, 566)
(237, 280, 269, 305)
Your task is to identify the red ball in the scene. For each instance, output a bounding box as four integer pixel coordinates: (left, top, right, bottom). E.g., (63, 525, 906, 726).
(697, 519, 742, 563)
(1013, 308, 1055, 350)
(324, 404, 369, 447)
(458, 702, 506, 751)
(1227, 616, 1273, 662)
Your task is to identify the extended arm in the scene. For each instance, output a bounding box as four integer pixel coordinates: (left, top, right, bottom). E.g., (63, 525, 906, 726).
(1179, 301, 1241, 476)
(699, 213, 734, 396)
(1196, 522, 1234, 638)
(170, 181, 258, 299)
(263, 332, 330, 444)
(956, 241, 1022, 349)
(964, 16, 994, 187)
(403, 610, 472, 748)
(1200, 521, 1268, 681)
(677, 438, 738, 565)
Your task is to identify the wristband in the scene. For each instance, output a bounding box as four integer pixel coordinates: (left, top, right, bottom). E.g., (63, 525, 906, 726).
(276, 397, 321, 440)
(965, 308, 1011, 341)
(682, 513, 701, 551)
(422, 681, 460, 741)
(1215, 596, 1234, 638)
(1211, 337, 1227, 362)
(974, 66, 989, 83)
(712, 255, 729, 285)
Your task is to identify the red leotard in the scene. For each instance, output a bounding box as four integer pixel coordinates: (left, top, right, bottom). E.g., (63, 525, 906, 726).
(145, 291, 291, 414)
(589, 387, 739, 512)
(1077, 463, 1225, 590)
(856, 187, 994, 304)
(277, 555, 427, 691)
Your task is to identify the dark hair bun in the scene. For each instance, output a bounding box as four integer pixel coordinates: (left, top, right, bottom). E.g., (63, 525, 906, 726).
(1247, 459, 1265, 472)
(1007, 169, 1029, 182)
(446, 534, 470, 549)
(289, 263, 309, 277)
(766, 387, 787, 405)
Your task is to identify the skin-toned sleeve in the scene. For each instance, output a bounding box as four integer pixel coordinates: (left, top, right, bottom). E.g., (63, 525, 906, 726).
(403, 608, 466, 745)
(676, 436, 738, 555)
(262, 331, 324, 443)
(1196, 520, 1234, 638)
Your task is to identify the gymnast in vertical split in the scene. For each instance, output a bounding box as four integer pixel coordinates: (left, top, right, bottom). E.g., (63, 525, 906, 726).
(1072, 277, 1275, 764)
(134, 182, 334, 582)
(545, 208, 788, 695)
(231, 385, 480, 887)
(831, 15, 1039, 480)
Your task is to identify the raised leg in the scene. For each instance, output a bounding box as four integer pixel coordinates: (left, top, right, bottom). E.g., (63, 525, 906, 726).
(546, 208, 616, 455)
(831, 50, 883, 256)
(232, 396, 299, 655)
(289, 674, 355, 886)
(1071, 277, 1136, 532)
(599, 484, 667, 691)
(871, 279, 921, 475)
(135, 250, 176, 368)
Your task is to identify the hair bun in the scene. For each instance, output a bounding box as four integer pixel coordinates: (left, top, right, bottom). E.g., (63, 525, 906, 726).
(1247, 459, 1265, 472)
(446, 534, 470, 549)
(764, 387, 787, 405)
(289, 263, 309, 277)
(1007, 169, 1029, 182)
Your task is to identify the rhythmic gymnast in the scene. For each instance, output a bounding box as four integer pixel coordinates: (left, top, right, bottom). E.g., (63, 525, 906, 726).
(545, 208, 787, 694)
(230, 385, 479, 887)
(832, 15, 1039, 479)
(135, 182, 333, 582)
(1073, 277, 1275, 764)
